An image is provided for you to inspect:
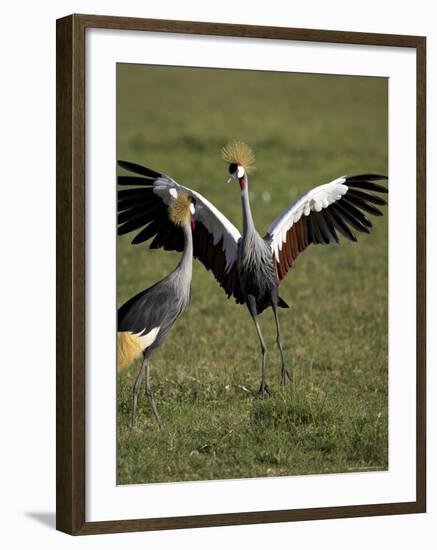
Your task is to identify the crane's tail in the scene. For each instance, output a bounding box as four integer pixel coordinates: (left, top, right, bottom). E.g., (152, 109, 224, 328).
(278, 296, 289, 309)
(117, 332, 143, 371)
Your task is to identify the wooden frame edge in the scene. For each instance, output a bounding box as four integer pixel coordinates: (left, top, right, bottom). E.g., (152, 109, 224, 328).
(56, 14, 86, 534)
(74, 501, 420, 535)
(56, 13, 427, 535)
(72, 12, 425, 46)
(415, 36, 427, 514)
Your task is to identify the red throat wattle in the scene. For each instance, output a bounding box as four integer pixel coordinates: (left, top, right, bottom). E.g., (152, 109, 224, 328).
(239, 178, 245, 191)
(191, 218, 196, 231)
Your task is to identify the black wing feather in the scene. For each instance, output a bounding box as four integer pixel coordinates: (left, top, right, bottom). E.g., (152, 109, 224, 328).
(346, 173, 387, 182)
(331, 203, 370, 234)
(343, 194, 383, 216)
(329, 208, 358, 242)
(316, 211, 337, 243)
(132, 218, 168, 245)
(117, 175, 155, 186)
(117, 161, 162, 179)
(347, 189, 387, 206)
(117, 160, 242, 304)
(322, 210, 339, 243)
(340, 198, 372, 227)
(346, 176, 388, 194)
(118, 195, 160, 212)
(118, 188, 156, 200)
(118, 203, 162, 225)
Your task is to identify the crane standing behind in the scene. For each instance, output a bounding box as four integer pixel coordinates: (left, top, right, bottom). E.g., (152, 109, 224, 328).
(117, 189, 196, 428)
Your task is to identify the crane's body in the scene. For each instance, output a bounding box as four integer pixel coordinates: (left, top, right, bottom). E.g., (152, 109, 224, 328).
(118, 223, 192, 364)
(233, 167, 291, 392)
(117, 192, 195, 427)
(237, 229, 287, 393)
(117, 142, 388, 397)
(237, 231, 279, 312)
(237, 197, 281, 311)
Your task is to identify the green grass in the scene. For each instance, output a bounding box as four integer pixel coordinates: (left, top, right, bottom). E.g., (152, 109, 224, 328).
(116, 65, 388, 484)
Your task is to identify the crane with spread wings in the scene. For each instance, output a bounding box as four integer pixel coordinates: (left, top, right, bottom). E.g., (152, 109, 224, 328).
(117, 142, 388, 395)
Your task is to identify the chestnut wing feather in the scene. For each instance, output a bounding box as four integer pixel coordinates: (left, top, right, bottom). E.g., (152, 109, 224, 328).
(265, 174, 388, 283)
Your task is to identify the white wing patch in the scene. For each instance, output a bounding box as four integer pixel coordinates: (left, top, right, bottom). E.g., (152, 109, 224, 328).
(135, 327, 160, 351)
(267, 177, 348, 262)
(153, 177, 180, 202)
(153, 177, 241, 272)
(187, 188, 241, 271)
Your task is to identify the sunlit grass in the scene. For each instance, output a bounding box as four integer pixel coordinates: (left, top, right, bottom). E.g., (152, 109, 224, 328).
(116, 65, 388, 484)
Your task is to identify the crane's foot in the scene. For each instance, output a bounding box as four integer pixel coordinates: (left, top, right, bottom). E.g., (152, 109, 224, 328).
(280, 366, 292, 385)
(258, 381, 271, 398)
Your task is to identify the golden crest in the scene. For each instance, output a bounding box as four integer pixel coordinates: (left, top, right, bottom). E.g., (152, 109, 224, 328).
(168, 191, 193, 225)
(221, 141, 256, 174)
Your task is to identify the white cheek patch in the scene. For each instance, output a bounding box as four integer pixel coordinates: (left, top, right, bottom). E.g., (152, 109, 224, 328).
(169, 188, 178, 199)
(189, 203, 195, 215)
(237, 166, 245, 178)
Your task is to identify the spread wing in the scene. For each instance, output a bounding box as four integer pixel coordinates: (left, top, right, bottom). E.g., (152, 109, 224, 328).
(264, 174, 388, 283)
(117, 160, 243, 303)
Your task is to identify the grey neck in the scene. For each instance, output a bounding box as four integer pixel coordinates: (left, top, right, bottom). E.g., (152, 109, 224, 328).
(240, 174, 256, 237)
(176, 222, 193, 283)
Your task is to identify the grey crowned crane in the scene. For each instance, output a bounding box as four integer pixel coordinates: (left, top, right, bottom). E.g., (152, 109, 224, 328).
(117, 191, 196, 428)
(117, 142, 388, 396)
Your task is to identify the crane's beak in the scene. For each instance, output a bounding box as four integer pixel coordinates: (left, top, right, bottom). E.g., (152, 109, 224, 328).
(227, 173, 237, 183)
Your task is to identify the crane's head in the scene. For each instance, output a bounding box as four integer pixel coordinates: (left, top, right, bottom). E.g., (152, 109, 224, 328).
(221, 141, 255, 190)
(168, 190, 196, 230)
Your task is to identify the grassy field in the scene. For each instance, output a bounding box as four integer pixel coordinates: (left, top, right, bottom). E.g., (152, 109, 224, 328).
(116, 64, 388, 484)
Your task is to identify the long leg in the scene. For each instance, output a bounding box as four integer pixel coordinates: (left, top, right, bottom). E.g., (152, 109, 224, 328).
(132, 353, 147, 428)
(145, 360, 163, 430)
(247, 295, 269, 397)
(272, 300, 291, 385)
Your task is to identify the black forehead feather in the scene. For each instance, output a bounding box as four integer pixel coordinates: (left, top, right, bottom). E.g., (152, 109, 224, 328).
(228, 163, 238, 174)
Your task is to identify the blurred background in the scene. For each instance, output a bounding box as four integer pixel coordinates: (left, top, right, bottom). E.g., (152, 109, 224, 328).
(116, 64, 388, 485)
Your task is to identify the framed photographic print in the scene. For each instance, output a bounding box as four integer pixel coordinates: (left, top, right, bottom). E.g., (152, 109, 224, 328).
(56, 14, 426, 535)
